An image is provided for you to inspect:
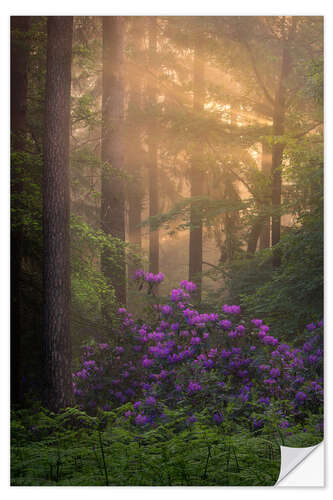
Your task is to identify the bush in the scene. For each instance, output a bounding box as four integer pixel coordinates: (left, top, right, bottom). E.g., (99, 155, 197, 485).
(73, 272, 323, 441)
(241, 214, 323, 338)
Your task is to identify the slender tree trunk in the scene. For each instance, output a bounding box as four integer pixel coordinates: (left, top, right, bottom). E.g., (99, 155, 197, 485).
(247, 142, 272, 256)
(101, 17, 126, 305)
(43, 16, 73, 412)
(147, 17, 159, 275)
(247, 219, 264, 257)
(11, 16, 30, 407)
(189, 43, 205, 299)
(127, 17, 145, 279)
(259, 141, 272, 250)
(271, 18, 295, 266)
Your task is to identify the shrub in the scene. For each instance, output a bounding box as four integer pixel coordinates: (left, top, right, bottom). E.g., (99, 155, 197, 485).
(73, 272, 323, 439)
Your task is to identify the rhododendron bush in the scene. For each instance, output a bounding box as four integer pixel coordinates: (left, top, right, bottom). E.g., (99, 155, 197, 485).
(73, 272, 323, 438)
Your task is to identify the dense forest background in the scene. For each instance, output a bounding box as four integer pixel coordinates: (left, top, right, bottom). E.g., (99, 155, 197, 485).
(10, 15, 323, 486)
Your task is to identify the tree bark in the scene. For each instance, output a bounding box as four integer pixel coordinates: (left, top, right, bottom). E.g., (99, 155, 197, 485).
(127, 17, 145, 280)
(259, 141, 272, 250)
(147, 17, 159, 275)
(189, 42, 205, 299)
(247, 219, 264, 257)
(11, 16, 31, 407)
(43, 16, 73, 412)
(271, 18, 295, 266)
(101, 17, 126, 305)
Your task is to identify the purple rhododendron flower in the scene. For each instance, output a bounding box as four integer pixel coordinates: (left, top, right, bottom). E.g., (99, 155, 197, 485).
(83, 360, 96, 369)
(221, 349, 232, 358)
(142, 357, 154, 368)
(270, 368, 280, 378)
(144, 271, 164, 283)
(76, 369, 88, 379)
(180, 280, 197, 292)
(306, 322, 316, 331)
(262, 335, 278, 346)
(264, 378, 276, 385)
(236, 325, 245, 335)
(99, 343, 109, 350)
(278, 344, 290, 353)
(252, 418, 264, 429)
(308, 355, 317, 364)
(135, 414, 148, 426)
(295, 391, 307, 402)
(222, 304, 241, 314)
(133, 269, 145, 280)
(188, 381, 201, 392)
(219, 319, 232, 329)
(145, 396, 156, 406)
(161, 305, 173, 315)
(188, 415, 197, 424)
(213, 412, 224, 424)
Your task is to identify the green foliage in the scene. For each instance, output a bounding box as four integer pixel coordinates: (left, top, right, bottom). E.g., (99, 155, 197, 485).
(221, 251, 274, 306)
(302, 57, 324, 106)
(11, 403, 323, 486)
(240, 214, 323, 338)
(70, 216, 129, 353)
(11, 406, 284, 486)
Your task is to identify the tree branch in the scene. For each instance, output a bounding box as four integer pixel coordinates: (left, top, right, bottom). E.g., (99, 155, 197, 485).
(243, 40, 275, 107)
(291, 122, 323, 139)
(202, 260, 220, 270)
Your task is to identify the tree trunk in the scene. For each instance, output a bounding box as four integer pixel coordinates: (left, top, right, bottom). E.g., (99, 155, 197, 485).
(147, 17, 159, 275)
(189, 43, 205, 299)
(271, 18, 295, 266)
(101, 17, 126, 305)
(11, 16, 31, 407)
(247, 219, 264, 257)
(127, 17, 145, 280)
(42, 16, 73, 412)
(259, 141, 272, 250)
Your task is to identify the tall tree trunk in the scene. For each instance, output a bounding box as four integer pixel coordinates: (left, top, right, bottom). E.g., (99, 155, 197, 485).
(259, 141, 272, 250)
(127, 17, 145, 280)
(147, 17, 159, 275)
(11, 16, 31, 407)
(271, 18, 295, 266)
(43, 16, 73, 412)
(247, 142, 272, 256)
(247, 219, 264, 257)
(189, 43, 205, 299)
(101, 17, 126, 305)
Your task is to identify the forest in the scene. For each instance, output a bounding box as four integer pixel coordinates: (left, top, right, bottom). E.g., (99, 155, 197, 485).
(10, 15, 323, 486)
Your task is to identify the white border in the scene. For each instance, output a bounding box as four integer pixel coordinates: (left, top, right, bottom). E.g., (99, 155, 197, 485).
(1, 1, 332, 498)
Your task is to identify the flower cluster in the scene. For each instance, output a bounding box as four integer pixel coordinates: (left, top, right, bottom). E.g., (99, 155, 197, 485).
(133, 269, 164, 284)
(73, 273, 323, 434)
